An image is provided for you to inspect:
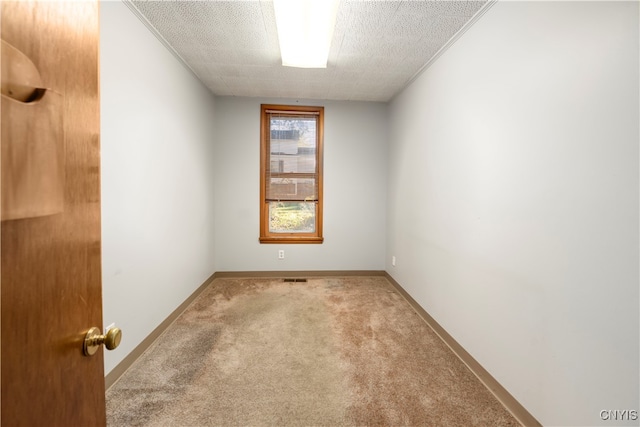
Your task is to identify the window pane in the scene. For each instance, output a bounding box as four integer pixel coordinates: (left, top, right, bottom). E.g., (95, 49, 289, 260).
(269, 201, 316, 233)
(269, 117, 317, 174)
(268, 177, 316, 201)
(269, 150, 316, 174)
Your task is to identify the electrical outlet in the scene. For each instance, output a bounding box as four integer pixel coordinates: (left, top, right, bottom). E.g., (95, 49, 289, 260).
(391, 256, 396, 267)
(278, 250, 285, 260)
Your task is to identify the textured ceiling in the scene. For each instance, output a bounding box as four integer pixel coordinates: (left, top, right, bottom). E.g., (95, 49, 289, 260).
(128, 0, 488, 102)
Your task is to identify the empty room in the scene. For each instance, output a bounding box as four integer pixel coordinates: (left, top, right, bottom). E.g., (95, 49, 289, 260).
(1, 0, 638, 426)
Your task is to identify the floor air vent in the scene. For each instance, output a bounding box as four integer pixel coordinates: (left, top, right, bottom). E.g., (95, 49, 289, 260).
(283, 278, 307, 282)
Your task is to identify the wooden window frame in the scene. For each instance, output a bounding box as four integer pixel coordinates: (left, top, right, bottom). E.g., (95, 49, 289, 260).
(260, 104, 324, 244)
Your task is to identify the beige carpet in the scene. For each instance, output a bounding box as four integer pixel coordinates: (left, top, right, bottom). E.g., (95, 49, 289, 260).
(106, 277, 519, 426)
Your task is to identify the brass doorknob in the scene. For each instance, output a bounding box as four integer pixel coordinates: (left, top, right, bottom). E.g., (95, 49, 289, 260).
(83, 326, 122, 356)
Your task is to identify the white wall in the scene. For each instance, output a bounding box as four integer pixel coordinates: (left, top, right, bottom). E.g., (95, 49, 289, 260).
(387, 2, 639, 425)
(101, 1, 217, 374)
(214, 97, 387, 271)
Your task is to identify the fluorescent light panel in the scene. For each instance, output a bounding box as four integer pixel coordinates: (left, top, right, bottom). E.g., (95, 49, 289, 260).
(273, 0, 339, 68)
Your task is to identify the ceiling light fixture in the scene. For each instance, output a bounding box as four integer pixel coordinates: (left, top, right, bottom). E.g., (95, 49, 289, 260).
(273, 0, 340, 69)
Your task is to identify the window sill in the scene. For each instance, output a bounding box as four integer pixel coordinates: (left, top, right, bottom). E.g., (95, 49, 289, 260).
(259, 236, 324, 244)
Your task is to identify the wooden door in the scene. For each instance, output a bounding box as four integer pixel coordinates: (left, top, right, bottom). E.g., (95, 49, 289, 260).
(1, 2, 105, 426)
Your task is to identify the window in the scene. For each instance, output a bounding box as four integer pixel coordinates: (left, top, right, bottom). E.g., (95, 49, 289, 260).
(260, 104, 324, 243)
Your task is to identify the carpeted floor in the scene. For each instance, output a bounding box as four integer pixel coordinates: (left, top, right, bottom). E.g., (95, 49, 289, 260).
(106, 277, 519, 426)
